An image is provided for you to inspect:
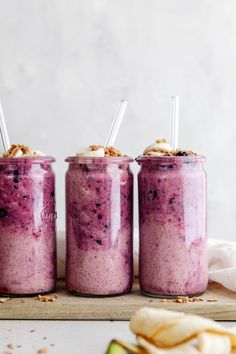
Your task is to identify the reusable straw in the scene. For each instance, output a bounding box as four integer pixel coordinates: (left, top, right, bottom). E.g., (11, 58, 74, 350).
(105, 100, 128, 147)
(170, 96, 179, 150)
(0, 101, 10, 152)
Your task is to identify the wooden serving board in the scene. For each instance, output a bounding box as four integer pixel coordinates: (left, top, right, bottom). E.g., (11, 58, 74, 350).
(1, 280, 236, 321)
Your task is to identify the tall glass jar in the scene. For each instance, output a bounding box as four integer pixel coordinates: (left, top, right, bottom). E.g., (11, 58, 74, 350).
(65, 156, 133, 297)
(137, 155, 207, 297)
(0, 157, 57, 296)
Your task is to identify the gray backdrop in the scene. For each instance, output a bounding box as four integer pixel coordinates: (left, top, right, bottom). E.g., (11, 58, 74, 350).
(0, 0, 234, 240)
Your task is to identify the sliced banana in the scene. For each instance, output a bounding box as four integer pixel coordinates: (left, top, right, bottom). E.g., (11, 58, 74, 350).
(198, 332, 231, 354)
(137, 336, 200, 354)
(130, 308, 236, 351)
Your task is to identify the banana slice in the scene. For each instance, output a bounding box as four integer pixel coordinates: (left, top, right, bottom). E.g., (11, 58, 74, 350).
(76, 147, 105, 157)
(130, 308, 236, 349)
(198, 332, 231, 354)
(137, 336, 200, 354)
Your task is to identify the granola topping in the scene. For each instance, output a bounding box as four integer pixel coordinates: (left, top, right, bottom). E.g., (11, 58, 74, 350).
(1, 144, 45, 158)
(76, 145, 124, 157)
(104, 146, 123, 157)
(143, 139, 198, 156)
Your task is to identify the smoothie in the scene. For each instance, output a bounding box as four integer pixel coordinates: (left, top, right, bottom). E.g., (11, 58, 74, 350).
(0, 144, 57, 295)
(137, 139, 207, 297)
(66, 145, 133, 296)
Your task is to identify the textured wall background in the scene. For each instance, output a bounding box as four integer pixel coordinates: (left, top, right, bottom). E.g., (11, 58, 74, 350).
(0, 0, 235, 239)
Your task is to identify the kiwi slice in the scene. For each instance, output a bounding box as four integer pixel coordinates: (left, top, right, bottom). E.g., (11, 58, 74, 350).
(105, 339, 144, 354)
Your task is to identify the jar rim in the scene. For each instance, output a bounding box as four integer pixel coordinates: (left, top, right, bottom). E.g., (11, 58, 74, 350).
(65, 156, 134, 164)
(0, 156, 55, 164)
(136, 155, 206, 164)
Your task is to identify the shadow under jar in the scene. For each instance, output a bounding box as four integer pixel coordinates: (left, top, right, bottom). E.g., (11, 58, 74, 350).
(65, 156, 133, 297)
(137, 155, 208, 298)
(0, 157, 57, 296)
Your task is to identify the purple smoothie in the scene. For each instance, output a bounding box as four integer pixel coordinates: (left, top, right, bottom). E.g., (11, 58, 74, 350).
(137, 156, 207, 297)
(65, 157, 133, 296)
(0, 157, 57, 295)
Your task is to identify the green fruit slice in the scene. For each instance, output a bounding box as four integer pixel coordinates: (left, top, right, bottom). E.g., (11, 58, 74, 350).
(105, 339, 144, 354)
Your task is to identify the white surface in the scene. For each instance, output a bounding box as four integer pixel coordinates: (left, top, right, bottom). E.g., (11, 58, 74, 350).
(0, 1, 236, 240)
(0, 320, 235, 354)
(0, 321, 134, 354)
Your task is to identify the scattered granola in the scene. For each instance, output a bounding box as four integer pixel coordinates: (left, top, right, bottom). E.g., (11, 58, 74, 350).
(37, 348, 48, 354)
(2, 144, 31, 158)
(35, 294, 58, 302)
(30, 329, 37, 333)
(0, 297, 11, 303)
(207, 299, 218, 302)
(161, 296, 204, 303)
(7, 344, 15, 349)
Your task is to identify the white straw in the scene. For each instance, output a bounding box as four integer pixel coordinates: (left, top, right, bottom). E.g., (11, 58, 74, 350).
(0, 101, 10, 152)
(105, 100, 127, 147)
(170, 96, 179, 150)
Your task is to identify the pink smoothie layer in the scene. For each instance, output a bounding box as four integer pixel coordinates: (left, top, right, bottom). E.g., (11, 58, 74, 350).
(0, 158, 56, 295)
(66, 157, 133, 296)
(138, 156, 208, 296)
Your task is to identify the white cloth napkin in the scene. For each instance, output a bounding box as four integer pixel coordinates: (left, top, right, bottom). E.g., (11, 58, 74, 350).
(57, 230, 236, 292)
(208, 239, 236, 292)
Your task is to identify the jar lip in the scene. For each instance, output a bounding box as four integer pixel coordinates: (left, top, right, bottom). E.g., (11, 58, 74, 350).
(65, 156, 134, 164)
(0, 156, 55, 164)
(136, 155, 206, 164)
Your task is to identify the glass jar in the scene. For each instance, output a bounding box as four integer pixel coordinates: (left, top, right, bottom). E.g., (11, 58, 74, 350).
(65, 156, 133, 296)
(137, 155, 207, 297)
(0, 157, 57, 296)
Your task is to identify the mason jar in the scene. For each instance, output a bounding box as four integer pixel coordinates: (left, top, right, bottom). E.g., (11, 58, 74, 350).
(0, 157, 57, 296)
(137, 155, 207, 297)
(65, 156, 133, 296)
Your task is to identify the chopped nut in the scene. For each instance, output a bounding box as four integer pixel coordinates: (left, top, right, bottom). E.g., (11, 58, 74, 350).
(89, 145, 104, 151)
(0, 297, 11, 303)
(207, 299, 218, 302)
(161, 296, 203, 304)
(2, 144, 31, 158)
(104, 146, 123, 157)
(37, 348, 48, 354)
(7, 344, 15, 349)
(156, 138, 167, 144)
(35, 294, 58, 302)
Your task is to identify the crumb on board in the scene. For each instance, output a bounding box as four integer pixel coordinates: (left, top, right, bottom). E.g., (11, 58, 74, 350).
(161, 296, 204, 303)
(0, 297, 11, 303)
(35, 294, 58, 302)
(7, 344, 15, 349)
(37, 348, 48, 354)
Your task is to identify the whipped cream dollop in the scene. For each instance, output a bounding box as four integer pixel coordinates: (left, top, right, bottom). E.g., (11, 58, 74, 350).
(76, 145, 124, 158)
(2, 144, 45, 158)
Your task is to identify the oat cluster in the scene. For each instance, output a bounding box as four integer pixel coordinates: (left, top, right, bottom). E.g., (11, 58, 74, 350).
(2, 144, 31, 158)
(88, 144, 123, 157)
(35, 294, 58, 302)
